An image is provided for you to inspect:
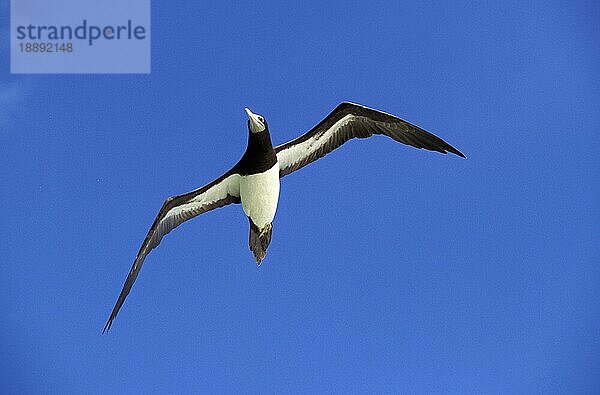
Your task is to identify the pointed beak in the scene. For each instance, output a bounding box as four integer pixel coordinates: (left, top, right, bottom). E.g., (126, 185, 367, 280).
(245, 107, 264, 132)
(245, 107, 258, 123)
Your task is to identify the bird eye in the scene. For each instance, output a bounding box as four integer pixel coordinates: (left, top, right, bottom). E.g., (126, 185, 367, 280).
(258, 116, 264, 123)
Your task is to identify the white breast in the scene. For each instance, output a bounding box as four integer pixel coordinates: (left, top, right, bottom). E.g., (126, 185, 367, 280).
(239, 162, 280, 229)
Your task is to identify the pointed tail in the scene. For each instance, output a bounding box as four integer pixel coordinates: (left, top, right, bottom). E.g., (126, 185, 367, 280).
(249, 221, 272, 265)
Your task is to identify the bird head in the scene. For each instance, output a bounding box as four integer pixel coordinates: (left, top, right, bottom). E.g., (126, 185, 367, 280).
(245, 108, 267, 134)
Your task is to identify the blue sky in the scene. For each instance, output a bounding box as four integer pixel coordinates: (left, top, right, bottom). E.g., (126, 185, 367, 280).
(1, 1, 599, 393)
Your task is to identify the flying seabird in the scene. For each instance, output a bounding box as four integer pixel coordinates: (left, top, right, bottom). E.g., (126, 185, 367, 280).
(103, 102, 465, 332)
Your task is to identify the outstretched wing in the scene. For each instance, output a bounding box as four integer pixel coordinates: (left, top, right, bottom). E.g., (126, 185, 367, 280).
(103, 170, 240, 333)
(275, 102, 465, 177)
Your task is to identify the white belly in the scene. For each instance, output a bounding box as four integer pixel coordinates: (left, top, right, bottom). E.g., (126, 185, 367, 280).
(239, 162, 280, 229)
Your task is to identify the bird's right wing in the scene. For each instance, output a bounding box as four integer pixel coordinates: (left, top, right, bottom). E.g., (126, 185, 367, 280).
(275, 102, 465, 178)
(103, 170, 240, 333)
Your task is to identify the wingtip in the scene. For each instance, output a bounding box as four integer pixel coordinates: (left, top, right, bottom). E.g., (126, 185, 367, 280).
(454, 149, 467, 159)
(102, 319, 113, 334)
(444, 145, 466, 159)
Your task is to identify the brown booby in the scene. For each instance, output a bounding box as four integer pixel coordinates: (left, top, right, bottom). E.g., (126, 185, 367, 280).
(103, 102, 465, 332)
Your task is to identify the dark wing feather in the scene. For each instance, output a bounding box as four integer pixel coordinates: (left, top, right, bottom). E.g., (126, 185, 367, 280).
(275, 102, 465, 177)
(103, 170, 240, 333)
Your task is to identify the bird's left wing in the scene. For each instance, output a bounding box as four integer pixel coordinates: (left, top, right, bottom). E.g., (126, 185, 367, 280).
(103, 170, 240, 333)
(275, 102, 465, 178)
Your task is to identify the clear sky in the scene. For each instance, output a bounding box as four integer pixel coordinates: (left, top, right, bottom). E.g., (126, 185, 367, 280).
(1, 1, 599, 393)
